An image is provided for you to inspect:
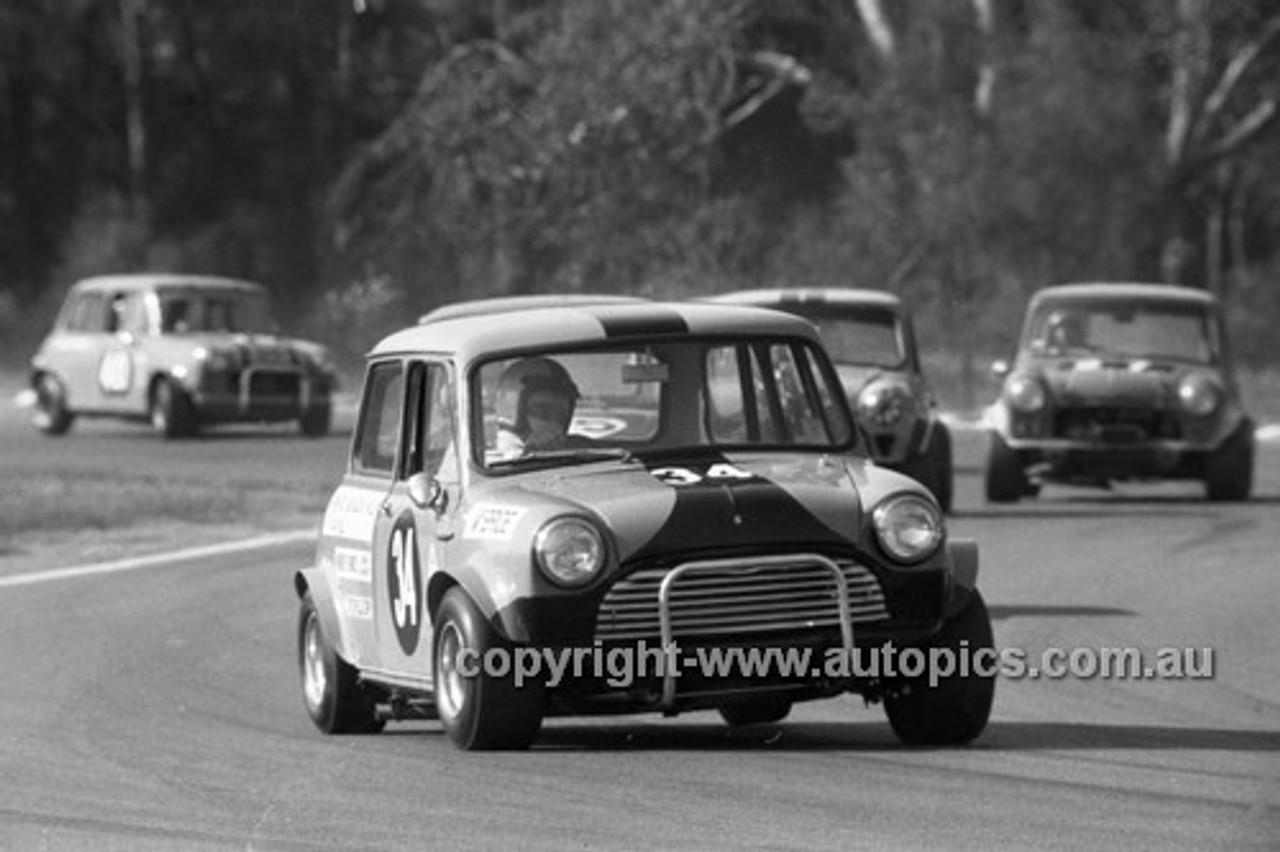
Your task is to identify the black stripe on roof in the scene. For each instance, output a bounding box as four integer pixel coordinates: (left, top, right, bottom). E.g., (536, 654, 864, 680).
(594, 306, 690, 338)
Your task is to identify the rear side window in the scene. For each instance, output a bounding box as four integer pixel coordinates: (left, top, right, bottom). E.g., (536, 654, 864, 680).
(354, 362, 405, 476)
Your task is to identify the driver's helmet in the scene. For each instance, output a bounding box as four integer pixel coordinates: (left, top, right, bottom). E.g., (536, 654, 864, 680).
(1046, 310, 1087, 349)
(494, 357, 580, 434)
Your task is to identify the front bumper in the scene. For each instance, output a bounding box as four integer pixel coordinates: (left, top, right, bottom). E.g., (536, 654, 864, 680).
(189, 368, 330, 422)
(491, 548, 953, 708)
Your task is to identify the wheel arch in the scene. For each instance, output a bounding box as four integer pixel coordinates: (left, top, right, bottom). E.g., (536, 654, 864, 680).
(294, 567, 353, 663)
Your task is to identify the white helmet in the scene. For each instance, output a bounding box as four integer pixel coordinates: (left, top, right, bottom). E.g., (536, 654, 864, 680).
(494, 357, 580, 434)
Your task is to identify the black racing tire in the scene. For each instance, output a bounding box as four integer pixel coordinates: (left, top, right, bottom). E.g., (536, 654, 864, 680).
(150, 379, 199, 438)
(299, 402, 332, 438)
(984, 432, 1028, 503)
(31, 373, 75, 436)
(911, 423, 954, 513)
(297, 592, 385, 734)
(1204, 420, 1254, 502)
(719, 697, 793, 727)
(433, 587, 544, 751)
(884, 589, 996, 746)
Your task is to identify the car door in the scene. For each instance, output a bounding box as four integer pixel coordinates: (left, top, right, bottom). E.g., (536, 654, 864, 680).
(369, 359, 461, 685)
(48, 289, 112, 412)
(95, 290, 150, 414)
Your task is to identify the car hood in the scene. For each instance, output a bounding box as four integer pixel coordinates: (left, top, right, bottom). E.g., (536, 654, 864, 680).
(495, 453, 872, 564)
(1038, 357, 1179, 407)
(192, 333, 322, 365)
(835, 364, 905, 396)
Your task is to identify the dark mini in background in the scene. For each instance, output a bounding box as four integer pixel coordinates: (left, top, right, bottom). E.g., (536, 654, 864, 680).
(985, 282, 1254, 502)
(708, 288, 954, 512)
(29, 274, 338, 438)
(297, 299, 992, 750)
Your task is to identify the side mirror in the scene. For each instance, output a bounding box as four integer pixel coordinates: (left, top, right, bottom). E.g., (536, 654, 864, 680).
(407, 472, 445, 512)
(990, 359, 1010, 378)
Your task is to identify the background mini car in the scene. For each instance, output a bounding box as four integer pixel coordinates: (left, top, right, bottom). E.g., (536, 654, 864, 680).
(985, 282, 1254, 502)
(708, 288, 953, 512)
(29, 273, 338, 438)
(296, 299, 992, 751)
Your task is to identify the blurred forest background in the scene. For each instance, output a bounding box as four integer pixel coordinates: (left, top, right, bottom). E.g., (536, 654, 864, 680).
(2, 0, 1279, 411)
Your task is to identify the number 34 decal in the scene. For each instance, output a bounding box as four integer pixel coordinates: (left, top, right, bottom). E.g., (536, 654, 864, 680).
(387, 515, 422, 655)
(650, 463, 755, 487)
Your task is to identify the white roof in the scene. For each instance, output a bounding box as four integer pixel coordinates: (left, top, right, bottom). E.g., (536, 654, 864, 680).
(370, 300, 822, 362)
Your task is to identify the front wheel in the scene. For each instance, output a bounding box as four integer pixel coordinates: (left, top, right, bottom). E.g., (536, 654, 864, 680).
(984, 432, 1029, 503)
(1204, 421, 1254, 502)
(150, 379, 199, 438)
(297, 592, 384, 734)
(884, 589, 996, 746)
(434, 587, 544, 751)
(31, 374, 75, 436)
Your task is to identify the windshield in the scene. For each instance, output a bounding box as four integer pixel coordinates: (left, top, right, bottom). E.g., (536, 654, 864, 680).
(781, 305, 906, 369)
(474, 338, 857, 470)
(156, 288, 274, 334)
(1026, 300, 1218, 364)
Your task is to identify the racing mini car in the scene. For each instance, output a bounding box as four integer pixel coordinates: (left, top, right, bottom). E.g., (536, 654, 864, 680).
(297, 299, 993, 750)
(29, 273, 337, 438)
(985, 282, 1254, 502)
(709, 288, 953, 511)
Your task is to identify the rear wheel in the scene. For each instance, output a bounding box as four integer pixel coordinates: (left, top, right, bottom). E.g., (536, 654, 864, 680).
(298, 592, 384, 734)
(434, 587, 544, 751)
(31, 374, 74, 436)
(884, 589, 996, 746)
(719, 697, 792, 727)
(1204, 420, 1254, 502)
(150, 379, 199, 438)
(984, 432, 1028, 503)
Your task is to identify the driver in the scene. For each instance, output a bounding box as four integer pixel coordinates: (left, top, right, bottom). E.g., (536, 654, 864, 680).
(1045, 310, 1088, 351)
(491, 357, 581, 458)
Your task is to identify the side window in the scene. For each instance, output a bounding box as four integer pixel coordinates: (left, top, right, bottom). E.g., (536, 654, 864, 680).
(160, 298, 191, 333)
(115, 293, 147, 335)
(706, 345, 776, 442)
(400, 361, 458, 481)
(425, 364, 459, 481)
(354, 362, 405, 476)
(704, 342, 851, 446)
(705, 345, 746, 442)
(65, 292, 108, 332)
(770, 344, 824, 443)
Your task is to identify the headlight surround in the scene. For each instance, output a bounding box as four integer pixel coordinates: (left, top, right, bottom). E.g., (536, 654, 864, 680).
(872, 493, 944, 564)
(1177, 372, 1221, 417)
(533, 517, 605, 587)
(1004, 373, 1047, 413)
(857, 380, 912, 428)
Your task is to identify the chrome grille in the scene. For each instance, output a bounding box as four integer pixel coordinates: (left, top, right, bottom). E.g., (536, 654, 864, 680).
(595, 557, 887, 642)
(245, 370, 301, 399)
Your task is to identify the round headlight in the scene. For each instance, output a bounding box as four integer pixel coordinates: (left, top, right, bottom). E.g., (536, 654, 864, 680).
(534, 517, 605, 587)
(1005, 374, 1047, 413)
(858, 381, 911, 427)
(873, 494, 944, 564)
(1177, 373, 1221, 417)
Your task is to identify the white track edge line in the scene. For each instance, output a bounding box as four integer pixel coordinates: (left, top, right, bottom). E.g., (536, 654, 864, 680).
(0, 528, 315, 588)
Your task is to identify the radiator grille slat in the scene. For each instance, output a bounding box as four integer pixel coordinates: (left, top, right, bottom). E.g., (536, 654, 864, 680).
(595, 558, 887, 642)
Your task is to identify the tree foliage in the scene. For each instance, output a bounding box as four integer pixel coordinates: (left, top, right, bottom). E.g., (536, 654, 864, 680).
(2, 0, 1279, 375)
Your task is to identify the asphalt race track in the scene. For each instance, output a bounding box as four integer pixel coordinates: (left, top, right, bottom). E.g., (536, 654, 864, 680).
(1, 417, 1277, 850)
